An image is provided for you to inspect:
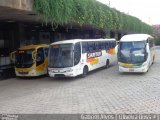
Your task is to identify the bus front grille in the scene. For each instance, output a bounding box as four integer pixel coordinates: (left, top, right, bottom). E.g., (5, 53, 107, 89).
(54, 74, 65, 77)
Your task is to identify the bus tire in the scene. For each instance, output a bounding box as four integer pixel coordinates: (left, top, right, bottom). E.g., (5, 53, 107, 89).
(152, 56, 155, 64)
(105, 59, 110, 68)
(82, 66, 88, 78)
(146, 63, 150, 72)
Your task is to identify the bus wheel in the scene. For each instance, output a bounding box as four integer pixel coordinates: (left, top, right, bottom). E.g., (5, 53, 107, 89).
(105, 59, 110, 68)
(152, 56, 155, 64)
(82, 66, 88, 78)
(146, 63, 150, 72)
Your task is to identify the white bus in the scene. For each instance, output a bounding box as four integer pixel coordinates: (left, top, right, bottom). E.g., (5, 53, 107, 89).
(48, 39, 117, 77)
(117, 34, 155, 73)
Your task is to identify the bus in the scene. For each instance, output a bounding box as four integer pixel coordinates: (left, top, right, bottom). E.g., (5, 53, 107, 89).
(117, 34, 155, 73)
(48, 39, 117, 77)
(12, 44, 49, 77)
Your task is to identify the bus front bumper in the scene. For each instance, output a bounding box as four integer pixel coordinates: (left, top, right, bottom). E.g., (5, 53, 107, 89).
(119, 65, 148, 73)
(15, 69, 38, 77)
(49, 72, 76, 77)
(48, 68, 77, 77)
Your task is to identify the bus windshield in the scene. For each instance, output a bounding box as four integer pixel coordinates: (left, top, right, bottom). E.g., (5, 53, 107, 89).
(15, 49, 35, 68)
(49, 44, 73, 68)
(118, 41, 147, 64)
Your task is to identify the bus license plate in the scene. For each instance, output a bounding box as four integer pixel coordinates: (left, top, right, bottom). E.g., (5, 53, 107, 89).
(129, 68, 134, 72)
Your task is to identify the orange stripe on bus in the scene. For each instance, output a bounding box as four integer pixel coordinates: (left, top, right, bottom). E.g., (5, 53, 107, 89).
(86, 58, 95, 63)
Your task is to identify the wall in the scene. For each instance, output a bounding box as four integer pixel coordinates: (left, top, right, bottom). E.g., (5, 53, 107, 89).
(0, 0, 33, 11)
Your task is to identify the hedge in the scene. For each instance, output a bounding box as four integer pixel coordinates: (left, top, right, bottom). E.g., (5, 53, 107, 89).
(33, 0, 153, 33)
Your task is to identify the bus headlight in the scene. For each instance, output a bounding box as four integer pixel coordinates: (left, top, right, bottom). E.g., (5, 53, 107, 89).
(66, 69, 73, 72)
(142, 62, 147, 67)
(31, 66, 34, 70)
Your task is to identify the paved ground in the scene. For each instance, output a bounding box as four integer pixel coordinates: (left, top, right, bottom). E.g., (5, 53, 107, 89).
(0, 47, 160, 114)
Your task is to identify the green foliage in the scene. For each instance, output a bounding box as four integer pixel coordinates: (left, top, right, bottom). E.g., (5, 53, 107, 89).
(33, 0, 152, 33)
(155, 39, 160, 45)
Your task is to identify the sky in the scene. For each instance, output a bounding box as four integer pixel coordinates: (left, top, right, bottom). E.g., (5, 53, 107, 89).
(97, 0, 160, 25)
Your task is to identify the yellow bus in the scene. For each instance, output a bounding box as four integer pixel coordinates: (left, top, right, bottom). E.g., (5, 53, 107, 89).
(11, 44, 49, 77)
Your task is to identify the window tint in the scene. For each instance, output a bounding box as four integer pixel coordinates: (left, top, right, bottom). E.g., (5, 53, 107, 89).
(101, 42, 105, 50)
(95, 42, 100, 51)
(113, 41, 116, 47)
(82, 40, 116, 52)
(82, 42, 89, 53)
(105, 42, 109, 50)
(111, 41, 116, 48)
(109, 41, 113, 48)
(88, 42, 95, 52)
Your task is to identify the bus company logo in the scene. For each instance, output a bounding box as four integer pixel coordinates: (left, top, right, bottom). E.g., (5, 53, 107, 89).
(87, 51, 102, 59)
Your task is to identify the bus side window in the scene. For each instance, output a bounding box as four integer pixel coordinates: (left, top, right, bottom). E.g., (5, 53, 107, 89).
(88, 42, 94, 52)
(109, 41, 112, 48)
(114, 41, 117, 47)
(82, 42, 88, 53)
(74, 42, 81, 66)
(110, 41, 113, 48)
(101, 42, 105, 50)
(111, 41, 114, 48)
(112, 41, 115, 48)
(106, 42, 109, 50)
(95, 42, 100, 51)
(149, 39, 154, 48)
(36, 48, 45, 66)
(98, 42, 101, 50)
(44, 47, 49, 57)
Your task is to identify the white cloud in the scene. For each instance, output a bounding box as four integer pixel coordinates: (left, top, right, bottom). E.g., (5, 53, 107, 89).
(97, 0, 160, 25)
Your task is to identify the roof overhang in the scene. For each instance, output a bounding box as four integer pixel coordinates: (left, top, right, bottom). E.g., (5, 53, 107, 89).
(0, 6, 42, 23)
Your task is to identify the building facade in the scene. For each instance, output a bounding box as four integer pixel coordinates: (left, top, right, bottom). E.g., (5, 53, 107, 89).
(0, 0, 119, 77)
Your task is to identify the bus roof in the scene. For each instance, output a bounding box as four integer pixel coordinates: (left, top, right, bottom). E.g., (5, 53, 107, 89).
(18, 44, 48, 50)
(50, 38, 116, 45)
(120, 34, 153, 42)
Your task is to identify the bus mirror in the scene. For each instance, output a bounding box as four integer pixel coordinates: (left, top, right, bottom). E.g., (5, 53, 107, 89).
(115, 45, 118, 54)
(32, 51, 36, 60)
(146, 44, 149, 53)
(116, 41, 119, 45)
(37, 56, 42, 62)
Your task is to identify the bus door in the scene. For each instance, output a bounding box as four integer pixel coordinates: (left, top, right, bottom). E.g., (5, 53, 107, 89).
(74, 42, 81, 73)
(44, 47, 49, 70)
(36, 47, 46, 73)
(148, 39, 155, 64)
